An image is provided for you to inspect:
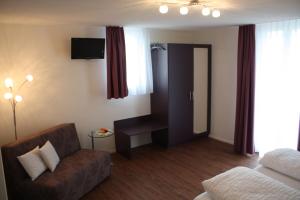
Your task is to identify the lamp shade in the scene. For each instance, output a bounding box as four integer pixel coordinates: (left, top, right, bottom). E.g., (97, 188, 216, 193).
(26, 74, 33, 82)
(4, 78, 13, 88)
(15, 95, 23, 102)
(4, 92, 13, 100)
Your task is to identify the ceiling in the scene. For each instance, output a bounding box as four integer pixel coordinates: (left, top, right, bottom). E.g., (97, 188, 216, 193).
(0, 0, 299, 29)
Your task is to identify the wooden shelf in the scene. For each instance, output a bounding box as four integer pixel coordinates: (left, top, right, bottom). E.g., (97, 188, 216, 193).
(114, 115, 168, 159)
(118, 120, 167, 136)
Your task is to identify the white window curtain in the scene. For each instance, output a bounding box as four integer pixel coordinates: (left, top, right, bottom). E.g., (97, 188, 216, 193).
(254, 19, 300, 156)
(124, 27, 153, 95)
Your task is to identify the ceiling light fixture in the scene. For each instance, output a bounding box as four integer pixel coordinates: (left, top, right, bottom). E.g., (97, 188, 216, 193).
(212, 9, 221, 18)
(158, 0, 221, 18)
(201, 7, 210, 16)
(180, 6, 189, 15)
(159, 5, 169, 14)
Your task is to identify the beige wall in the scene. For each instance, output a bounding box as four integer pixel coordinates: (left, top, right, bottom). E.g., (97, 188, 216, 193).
(0, 24, 147, 151)
(0, 24, 238, 200)
(0, 25, 201, 148)
(0, 25, 239, 148)
(194, 26, 239, 144)
(122, 27, 240, 147)
(147, 27, 239, 144)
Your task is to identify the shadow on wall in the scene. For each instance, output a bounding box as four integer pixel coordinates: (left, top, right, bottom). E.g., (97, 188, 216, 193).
(0, 24, 151, 152)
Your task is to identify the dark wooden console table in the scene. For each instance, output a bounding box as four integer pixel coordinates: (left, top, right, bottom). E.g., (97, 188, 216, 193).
(114, 115, 168, 159)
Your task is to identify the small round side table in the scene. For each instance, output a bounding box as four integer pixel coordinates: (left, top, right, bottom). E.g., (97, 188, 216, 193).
(88, 131, 114, 150)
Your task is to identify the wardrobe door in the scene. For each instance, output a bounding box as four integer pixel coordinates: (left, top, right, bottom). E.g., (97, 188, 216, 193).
(193, 47, 208, 134)
(193, 45, 212, 135)
(168, 44, 194, 145)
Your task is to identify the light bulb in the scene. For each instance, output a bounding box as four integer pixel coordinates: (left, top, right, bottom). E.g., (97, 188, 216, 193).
(26, 74, 33, 82)
(159, 5, 168, 14)
(180, 6, 189, 15)
(4, 78, 13, 88)
(4, 92, 13, 100)
(15, 95, 23, 103)
(212, 9, 221, 18)
(202, 7, 210, 16)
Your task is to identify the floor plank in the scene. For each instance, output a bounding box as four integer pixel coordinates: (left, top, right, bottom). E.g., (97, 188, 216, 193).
(82, 137, 258, 200)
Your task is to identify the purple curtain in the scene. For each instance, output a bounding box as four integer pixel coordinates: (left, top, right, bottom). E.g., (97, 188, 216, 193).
(234, 25, 256, 155)
(106, 26, 128, 99)
(298, 118, 300, 151)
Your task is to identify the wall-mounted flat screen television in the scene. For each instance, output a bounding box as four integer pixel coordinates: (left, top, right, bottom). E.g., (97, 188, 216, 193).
(71, 38, 105, 59)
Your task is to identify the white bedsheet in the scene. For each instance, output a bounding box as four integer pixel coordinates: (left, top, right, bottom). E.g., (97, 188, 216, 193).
(194, 192, 210, 200)
(194, 166, 300, 200)
(255, 165, 300, 190)
(259, 148, 300, 180)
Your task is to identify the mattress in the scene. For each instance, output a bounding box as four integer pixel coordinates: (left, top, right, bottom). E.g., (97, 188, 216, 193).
(193, 166, 300, 200)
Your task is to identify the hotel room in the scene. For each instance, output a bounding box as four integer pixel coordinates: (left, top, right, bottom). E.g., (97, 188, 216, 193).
(0, 0, 299, 199)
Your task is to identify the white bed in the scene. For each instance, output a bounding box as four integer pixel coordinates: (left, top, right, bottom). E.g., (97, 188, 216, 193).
(194, 165, 300, 200)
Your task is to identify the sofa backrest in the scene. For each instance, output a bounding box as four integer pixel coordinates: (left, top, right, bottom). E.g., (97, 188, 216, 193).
(1, 123, 81, 198)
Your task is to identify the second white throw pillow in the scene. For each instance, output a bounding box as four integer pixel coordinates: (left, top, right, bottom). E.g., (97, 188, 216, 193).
(39, 141, 60, 172)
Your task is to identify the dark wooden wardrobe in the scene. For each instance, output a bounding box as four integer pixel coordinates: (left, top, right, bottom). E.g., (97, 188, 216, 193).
(151, 43, 212, 146)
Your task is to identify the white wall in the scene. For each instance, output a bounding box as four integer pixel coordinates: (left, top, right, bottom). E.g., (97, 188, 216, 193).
(133, 27, 239, 146)
(0, 24, 150, 151)
(0, 25, 239, 148)
(0, 24, 208, 199)
(0, 25, 207, 148)
(0, 24, 238, 199)
(193, 26, 239, 144)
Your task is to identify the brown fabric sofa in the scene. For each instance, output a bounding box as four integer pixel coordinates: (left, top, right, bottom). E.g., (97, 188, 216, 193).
(1, 123, 111, 200)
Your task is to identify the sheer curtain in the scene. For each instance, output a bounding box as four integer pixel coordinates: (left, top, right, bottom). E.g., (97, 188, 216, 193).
(254, 19, 300, 156)
(124, 27, 153, 95)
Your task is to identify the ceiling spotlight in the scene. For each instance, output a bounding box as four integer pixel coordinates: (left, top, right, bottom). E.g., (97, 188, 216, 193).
(159, 5, 169, 14)
(212, 9, 221, 18)
(202, 7, 210, 16)
(180, 6, 189, 15)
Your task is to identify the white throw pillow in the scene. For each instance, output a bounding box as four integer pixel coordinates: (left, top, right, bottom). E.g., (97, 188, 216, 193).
(39, 141, 60, 172)
(259, 148, 300, 180)
(17, 146, 47, 181)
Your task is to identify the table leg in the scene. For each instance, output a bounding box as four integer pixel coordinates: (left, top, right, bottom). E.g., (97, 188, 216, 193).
(115, 131, 131, 159)
(91, 136, 95, 150)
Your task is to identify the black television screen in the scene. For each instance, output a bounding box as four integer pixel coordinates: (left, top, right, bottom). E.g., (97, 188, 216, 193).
(71, 38, 105, 59)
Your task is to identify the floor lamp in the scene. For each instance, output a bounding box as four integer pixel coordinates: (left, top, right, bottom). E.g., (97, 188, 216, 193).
(3, 74, 33, 140)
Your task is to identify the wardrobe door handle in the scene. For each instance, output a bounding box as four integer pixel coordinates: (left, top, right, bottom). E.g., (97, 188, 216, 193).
(189, 91, 193, 101)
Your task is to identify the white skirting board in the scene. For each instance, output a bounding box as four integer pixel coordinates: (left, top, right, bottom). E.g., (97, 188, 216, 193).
(0, 149, 8, 200)
(209, 135, 234, 145)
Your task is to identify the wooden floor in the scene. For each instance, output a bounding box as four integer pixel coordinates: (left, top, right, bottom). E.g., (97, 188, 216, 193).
(82, 137, 258, 200)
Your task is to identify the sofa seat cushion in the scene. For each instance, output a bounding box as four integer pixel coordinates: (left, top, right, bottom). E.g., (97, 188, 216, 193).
(34, 149, 111, 200)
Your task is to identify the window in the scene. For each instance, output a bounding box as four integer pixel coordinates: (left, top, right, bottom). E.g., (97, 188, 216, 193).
(254, 19, 300, 156)
(124, 27, 153, 95)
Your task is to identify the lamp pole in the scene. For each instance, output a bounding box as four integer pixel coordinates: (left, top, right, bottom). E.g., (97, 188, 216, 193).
(3, 74, 33, 141)
(12, 101, 17, 140)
